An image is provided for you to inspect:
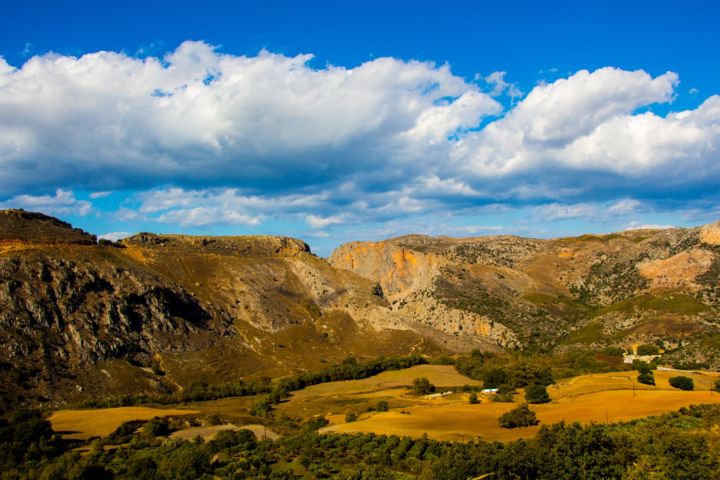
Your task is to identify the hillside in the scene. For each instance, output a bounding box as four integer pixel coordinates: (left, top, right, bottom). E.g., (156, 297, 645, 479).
(0, 211, 446, 411)
(329, 224, 720, 362)
(2, 209, 720, 411)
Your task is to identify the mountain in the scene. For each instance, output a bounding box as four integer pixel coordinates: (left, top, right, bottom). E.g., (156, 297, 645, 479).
(0, 210, 444, 411)
(1, 208, 719, 411)
(329, 224, 720, 362)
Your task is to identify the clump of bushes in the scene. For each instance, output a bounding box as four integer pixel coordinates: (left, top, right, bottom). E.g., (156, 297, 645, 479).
(412, 377, 435, 395)
(345, 412, 358, 422)
(468, 393, 479, 404)
(143, 417, 170, 437)
(492, 384, 516, 403)
(636, 344, 660, 355)
(714, 379, 720, 393)
(375, 401, 389, 412)
(498, 403, 539, 428)
(524, 384, 551, 404)
(637, 372, 655, 385)
(669, 376, 694, 391)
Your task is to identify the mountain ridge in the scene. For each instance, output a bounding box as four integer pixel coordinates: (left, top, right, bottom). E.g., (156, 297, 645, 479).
(1, 209, 719, 412)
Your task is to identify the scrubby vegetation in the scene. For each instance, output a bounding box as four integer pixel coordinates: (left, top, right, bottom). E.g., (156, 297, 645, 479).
(669, 376, 695, 391)
(4, 404, 720, 479)
(524, 385, 551, 404)
(498, 404, 539, 428)
(74, 355, 429, 410)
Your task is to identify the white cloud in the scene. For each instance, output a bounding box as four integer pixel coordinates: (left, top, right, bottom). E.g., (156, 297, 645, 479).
(535, 198, 644, 221)
(624, 221, 674, 231)
(89, 191, 112, 199)
(157, 207, 261, 228)
(0, 42, 500, 196)
(305, 214, 345, 229)
(0, 188, 91, 216)
(484, 71, 522, 99)
(1, 44, 720, 228)
(98, 231, 132, 241)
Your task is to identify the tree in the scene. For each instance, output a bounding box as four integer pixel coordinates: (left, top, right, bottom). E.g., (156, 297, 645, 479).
(714, 379, 720, 393)
(345, 412, 358, 422)
(524, 384, 551, 404)
(632, 359, 654, 374)
(636, 344, 660, 355)
(483, 368, 508, 388)
(637, 372, 655, 385)
(499, 403, 539, 428)
(376, 401, 389, 412)
(468, 393, 479, 404)
(413, 377, 435, 395)
(669, 376, 694, 391)
(143, 417, 169, 437)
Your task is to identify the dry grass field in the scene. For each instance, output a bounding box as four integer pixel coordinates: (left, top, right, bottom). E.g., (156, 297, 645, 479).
(50, 366, 720, 444)
(322, 369, 720, 442)
(50, 407, 199, 440)
(170, 424, 279, 441)
(275, 365, 480, 418)
(323, 388, 720, 442)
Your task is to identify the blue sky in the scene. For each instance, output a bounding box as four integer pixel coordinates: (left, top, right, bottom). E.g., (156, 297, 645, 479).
(1, 1, 719, 255)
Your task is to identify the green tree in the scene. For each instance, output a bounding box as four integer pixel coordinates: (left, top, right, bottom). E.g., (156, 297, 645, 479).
(413, 377, 435, 395)
(636, 344, 660, 355)
(637, 372, 655, 385)
(669, 376, 694, 391)
(524, 384, 551, 404)
(483, 368, 508, 388)
(345, 411, 358, 422)
(468, 392, 479, 404)
(499, 403, 540, 428)
(376, 400, 389, 412)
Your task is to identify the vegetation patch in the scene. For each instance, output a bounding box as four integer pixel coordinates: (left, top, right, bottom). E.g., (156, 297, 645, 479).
(499, 403, 540, 428)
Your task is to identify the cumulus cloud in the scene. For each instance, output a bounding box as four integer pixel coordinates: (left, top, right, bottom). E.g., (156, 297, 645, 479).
(625, 221, 674, 231)
(1, 43, 720, 231)
(535, 198, 644, 221)
(305, 214, 345, 229)
(98, 231, 132, 241)
(0, 41, 500, 196)
(0, 189, 92, 216)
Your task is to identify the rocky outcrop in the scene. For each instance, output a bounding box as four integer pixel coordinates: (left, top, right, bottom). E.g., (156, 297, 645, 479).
(0, 209, 96, 245)
(122, 233, 311, 257)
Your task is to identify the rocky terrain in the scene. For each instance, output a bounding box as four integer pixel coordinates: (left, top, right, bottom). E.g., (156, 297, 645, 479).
(0, 210, 445, 410)
(1, 208, 719, 410)
(330, 224, 720, 359)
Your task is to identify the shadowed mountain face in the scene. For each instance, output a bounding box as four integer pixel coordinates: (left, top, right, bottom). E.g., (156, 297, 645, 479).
(0, 211, 445, 410)
(1, 209, 719, 410)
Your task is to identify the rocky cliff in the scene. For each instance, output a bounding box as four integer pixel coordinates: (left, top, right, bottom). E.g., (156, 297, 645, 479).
(2, 210, 720, 410)
(329, 225, 720, 361)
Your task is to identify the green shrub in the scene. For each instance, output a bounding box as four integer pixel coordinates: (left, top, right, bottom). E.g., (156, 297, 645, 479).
(714, 380, 720, 393)
(637, 373, 655, 385)
(636, 344, 660, 355)
(669, 376, 694, 391)
(375, 401, 389, 412)
(143, 417, 170, 437)
(468, 393, 479, 404)
(345, 412, 358, 422)
(524, 384, 551, 404)
(412, 377, 435, 395)
(483, 368, 508, 388)
(493, 393, 514, 403)
(498, 403, 539, 428)
(632, 359, 654, 374)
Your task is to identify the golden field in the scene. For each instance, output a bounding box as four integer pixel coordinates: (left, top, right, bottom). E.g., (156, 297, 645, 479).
(49, 366, 720, 444)
(50, 407, 199, 440)
(323, 369, 720, 442)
